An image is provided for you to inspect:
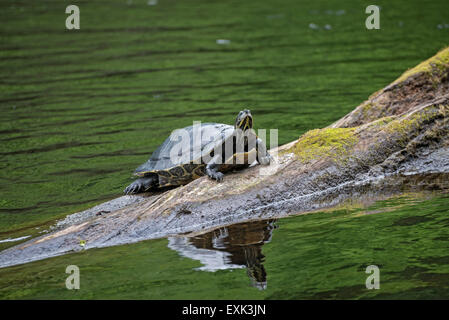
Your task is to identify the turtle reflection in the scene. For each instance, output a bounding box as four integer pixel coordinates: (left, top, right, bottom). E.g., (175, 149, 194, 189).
(167, 219, 277, 290)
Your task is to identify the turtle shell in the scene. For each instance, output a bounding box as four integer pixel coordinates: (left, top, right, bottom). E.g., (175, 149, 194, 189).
(134, 123, 235, 176)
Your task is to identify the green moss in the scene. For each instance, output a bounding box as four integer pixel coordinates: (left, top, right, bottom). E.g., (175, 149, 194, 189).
(394, 47, 449, 84)
(371, 116, 395, 127)
(286, 104, 447, 165)
(360, 102, 380, 115)
(361, 102, 373, 115)
(386, 104, 447, 133)
(286, 128, 358, 163)
(382, 104, 447, 147)
(357, 101, 388, 121)
(358, 102, 373, 118)
(385, 118, 417, 135)
(360, 116, 395, 136)
(384, 118, 417, 147)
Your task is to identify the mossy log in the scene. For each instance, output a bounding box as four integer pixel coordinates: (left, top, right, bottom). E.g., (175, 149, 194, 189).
(1, 48, 448, 268)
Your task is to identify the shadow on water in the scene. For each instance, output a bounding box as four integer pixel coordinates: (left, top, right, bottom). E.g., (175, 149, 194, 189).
(168, 219, 277, 290)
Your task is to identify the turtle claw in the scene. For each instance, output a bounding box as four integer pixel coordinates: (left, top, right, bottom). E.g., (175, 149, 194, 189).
(259, 153, 273, 165)
(213, 172, 224, 182)
(124, 177, 156, 194)
(124, 182, 141, 195)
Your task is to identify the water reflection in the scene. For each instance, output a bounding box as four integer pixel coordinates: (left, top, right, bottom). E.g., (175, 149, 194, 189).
(168, 219, 277, 290)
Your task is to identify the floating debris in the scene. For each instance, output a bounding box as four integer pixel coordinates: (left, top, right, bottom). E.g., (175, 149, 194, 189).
(323, 9, 345, 15)
(147, 0, 158, 5)
(216, 39, 231, 45)
(0, 235, 31, 244)
(324, 24, 332, 30)
(309, 23, 319, 30)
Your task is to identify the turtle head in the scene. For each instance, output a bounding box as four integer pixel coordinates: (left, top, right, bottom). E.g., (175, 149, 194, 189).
(235, 109, 253, 131)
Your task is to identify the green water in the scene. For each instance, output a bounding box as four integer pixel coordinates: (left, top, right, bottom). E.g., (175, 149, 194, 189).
(0, 193, 448, 299)
(1, 0, 449, 299)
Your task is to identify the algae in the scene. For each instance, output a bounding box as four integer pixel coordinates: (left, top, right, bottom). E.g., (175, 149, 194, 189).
(393, 47, 449, 84)
(287, 128, 358, 163)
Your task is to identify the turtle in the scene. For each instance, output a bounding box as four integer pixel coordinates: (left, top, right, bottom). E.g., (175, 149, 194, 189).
(124, 109, 272, 194)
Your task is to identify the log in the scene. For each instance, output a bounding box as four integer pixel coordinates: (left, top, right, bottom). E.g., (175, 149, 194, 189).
(1, 48, 448, 269)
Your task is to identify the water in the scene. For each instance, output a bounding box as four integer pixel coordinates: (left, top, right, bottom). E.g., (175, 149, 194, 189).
(1, 0, 449, 298)
(0, 193, 448, 299)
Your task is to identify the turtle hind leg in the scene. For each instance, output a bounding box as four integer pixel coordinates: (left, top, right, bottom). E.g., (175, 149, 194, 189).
(124, 176, 158, 194)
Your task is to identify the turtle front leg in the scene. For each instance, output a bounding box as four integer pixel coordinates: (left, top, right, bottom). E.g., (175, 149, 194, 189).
(124, 176, 157, 194)
(256, 138, 272, 165)
(206, 156, 224, 182)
